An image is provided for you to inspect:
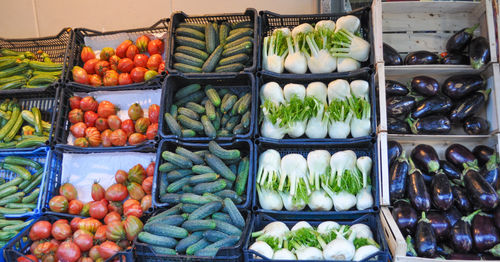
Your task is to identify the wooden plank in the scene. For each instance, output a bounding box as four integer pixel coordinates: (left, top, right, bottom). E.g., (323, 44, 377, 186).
(382, 1, 480, 14)
(382, 12, 473, 32)
(376, 63, 387, 132)
(372, 0, 384, 63)
(382, 33, 451, 53)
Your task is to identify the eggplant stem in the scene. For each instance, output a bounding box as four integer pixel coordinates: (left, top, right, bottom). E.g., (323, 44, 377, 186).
(465, 23, 480, 35)
(406, 235, 418, 257)
(462, 209, 481, 224)
(419, 211, 430, 223)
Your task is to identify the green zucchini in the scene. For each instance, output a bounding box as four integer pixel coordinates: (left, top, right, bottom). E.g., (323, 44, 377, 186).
(22, 188, 40, 203)
(4, 156, 41, 170)
(0, 177, 22, 191)
(0, 186, 17, 199)
(0, 63, 28, 78)
(28, 61, 62, 72)
(188, 201, 222, 220)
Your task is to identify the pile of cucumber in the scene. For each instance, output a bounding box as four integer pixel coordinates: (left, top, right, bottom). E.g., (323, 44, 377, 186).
(0, 218, 33, 247)
(173, 21, 254, 73)
(138, 198, 245, 257)
(164, 84, 252, 138)
(0, 99, 51, 149)
(0, 157, 44, 215)
(0, 48, 63, 90)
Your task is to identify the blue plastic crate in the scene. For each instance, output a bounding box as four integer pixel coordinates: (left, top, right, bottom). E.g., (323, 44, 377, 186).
(243, 213, 389, 262)
(0, 215, 39, 262)
(252, 138, 379, 220)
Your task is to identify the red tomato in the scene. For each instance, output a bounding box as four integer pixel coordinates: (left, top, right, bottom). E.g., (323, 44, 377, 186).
(105, 221, 125, 241)
(110, 129, 127, 146)
(107, 115, 121, 130)
(68, 200, 84, 215)
(127, 182, 145, 200)
(109, 55, 120, 71)
(69, 96, 82, 110)
(117, 58, 134, 73)
(51, 222, 72, 240)
(103, 70, 119, 86)
(91, 181, 105, 201)
(72, 66, 89, 84)
(88, 74, 102, 87)
(105, 183, 128, 201)
(78, 218, 102, 234)
(133, 54, 148, 68)
(84, 111, 98, 127)
(100, 47, 115, 61)
(95, 117, 108, 132)
(148, 39, 164, 55)
(59, 183, 78, 201)
(146, 54, 162, 71)
(33, 241, 58, 259)
(79, 203, 90, 217)
(125, 45, 139, 60)
(141, 195, 152, 212)
(74, 137, 88, 148)
(135, 35, 151, 53)
(70, 217, 82, 232)
(80, 46, 95, 63)
(148, 104, 160, 123)
(89, 201, 108, 219)
(29, 221, 52, 241)
(118, 73, 133, 85)
(128, 164, 146, 184)
(128, 133, 146, 145)
(144, 70, 158, 81)
(116, 40, 133, 58)
(80, 96, 98, 112)
(158, 61, 165, 73)
(94, 60, 110, 77)
(127, 103, 143, 121)
(83, 58, 99, 74)
(123, 203, 143, 218)
(135, 117, 151, 134)
(49, 195, 68, 213)
(78, 256, 93, 262)
(85, 127, 102, 147)
(88, 246, 101, 260)
(130, 67, 147, 83)
(53, 219, 68, 226)
(104, 211, 121, 225)
(30, 241, 40, 255)
(17, 255, 38, 262)
(142, 177, 153, 194)
(146, 123, 158, 140)
(68, 109, 83, 124)
(94, 225, 107, 242)
(101, 129, 113, 147)
(123, 199, 140, 210)
(98, 241, 120, 260)
(146, 162, 155, 177)
(56, 241, 81, 262)
(97, 101, 116, 118)
(123, 215, 143, 241)
(70, 122, 87, 138)
(121, 119, 135, 137)
(107, 201, 123, 215)
(115, 170, 128, 184)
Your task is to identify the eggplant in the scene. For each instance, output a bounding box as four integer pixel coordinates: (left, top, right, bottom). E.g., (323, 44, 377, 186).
(436, 244, 454, 258)
(388, 117, 410, 134)
(469, 36, 490, 69)
(405, 235, 418, 257)
(494, 206, 500, 229)
(420, 172, 433, 185)
(441, 52, 469, 65)
(387, 96, 416, 117)
(463, 166, 499, 210)
(407, 159, 431, 211)
(444, 205, 462, 227)
(464, 117, 490, 135)
(404, 51, 439, 65)
(472, 213, 499, 252)
(383, 43, 403, 65)
(452, 185, 473, 213)
(388, 140, 403, 167)
(430, 172, 453, 210)
(445, 143, 477, 170)
(440, 160, 462, 181)
(411, 76, 439, 96)
(415, 212, 437, 257)
(442, 74, 484, 100)
(408, 115, 451, 135)
(450, 89, 491, 123)
(427, 211, 451, 240)
(481, 155, 499, 190)
(448, 253, 482, 260)
(411, 95, 453, 119)
(392, 200, 418, 235)
(446, 24, 479, 52)
(385, 80, 409, 96)
(411, 144, 440, 174)
(451, 210, 481, 253)
(473, 145, 495, 167)
(390, 152, 409, 203)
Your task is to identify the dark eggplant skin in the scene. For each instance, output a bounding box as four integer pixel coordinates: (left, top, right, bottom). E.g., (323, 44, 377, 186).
(415, 212, 437, 257)
(411, 144, 440, 174)
(446, 24, 479, 53)
(445, 144, 477, 170)
(427, 211, 451, 240)
(463, 167, 499, 210)
(453, 185, 473, 213)
(388, 117, 410, 134)
(390, 152, 409, 203)
(436, 244, 454, 258)
(440, 160, 462, 181)
(450, 89, 491, 123)
(442, 52, 469, 65)
(481, 155, 500, 190)
(494, 206, 500, 229)
(469, 36, 490, 69)
(431, 172, 453, 210)
(473, 145, 495, 167)
(450, 210, 480, 253)
(404, 51, 440, 65)
(385, 80, 409, 96)
(392, 200, 418, 235)
(383, 43, 403, 65)
(444, 205, 462, 227)
(442, 74, 484, 100)
(464, 117, 490, 135)
(448, 253, 482, 260)
(407, 160, 431, 212)
(409, 115, 451, 135)
(388, 140, 403, 167)
(411, 76, 439, 96)
(411, 95, 453, 119)
(420, 172, 433, 185)
(387, 96, 416, 117)
(472, 213, 500, 252)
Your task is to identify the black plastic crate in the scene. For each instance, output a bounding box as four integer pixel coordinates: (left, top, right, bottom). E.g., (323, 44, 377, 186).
(0, 28, 72, 95)
(134, 209, 251, 262)
(252, 138, 379, 220)
(167, 8, 258, 75)
(160, 72, 256, 141)
(3, 214, 133, 262)
(258, 6, 373, 76)
(243, 213, 389, 262)
(64, 19, 169, 91)
(152, 138, 254, 210)
(255, 68, 376, 143)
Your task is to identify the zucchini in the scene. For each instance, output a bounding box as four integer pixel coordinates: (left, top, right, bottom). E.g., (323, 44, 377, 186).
(0, 59, 18, 71)
(205, 23, 217, 54)
(212, 212, 232, 224)
(176, 27, 205, 41)
(160, 193, 181, 204)
(202, 45, 224, 73)
(22, 188, 40, 203)
(174, 53, 204, 68)
(192, 180, 227, 195)
(27, 75, 57, 86)
(20, 110, 50, 130)
(0, 76, 25, 85)
(205, 153, 236, 181)
(164, 113, 182, 137)
(0, 80, 25, 90)
(221, 95, 237, 114)
(226, 28, 253, 43)
(0, 230, 19, 241)
(214, 190, 243, 204)
(0, 63, 28, 78)
(205, 100, 216, 121)
(167, 177, 191, 193)
(208, 141, 240, 160)
(28, 61, 62, 71)
(175, 84, 202, 100)
(162, 151, 193, 169)
(189, 173, 219, 185)
(215, 63, 244, 73)
(203, 230, 230, 243)
(205, 85, 221, 107)
(213, 219, 242, 236)
(223, 198, 245, 228)
(147, 204, 183, 223)
(182, 220, 216, 232)
(176, 36, 206, 51)
(16, 136, 48, 148)
(235, 157, 249, 196)
(175, 90, 205, 106)
(175, 46, 209, 61)
(241, 111, 251, 128)
(178, 107, 200, 120)
(178, 23, 206, 32)
(173, 63, 202, 73)
(151, 246, 176, 255)
(177, 115, 204, 132)
(1, 163, 31, 181)
(0, 177, 22, 191)
(201, 115, 216, 138)
(192, 165, 214, 175)
(222, 41, 252, 58)
(189, 201, 222, 220)
(181, 129, 196, 137)
(4, 113, 23, 142)
(159, 162, 178, 173)
(182, 203, 201, 213)
(0, 195, 22, 206)
(0, 219, 23, 228)
(180, 193, 212, 205)
(176, 231, 203, 253)
(5, 203, 36, 209)
(138, 232, 177, 248)
(0, 207, 29, 214)
(144, 223, 188, 239)
(4, 156, 41, 170)
(22, 173, 43, 194)
(219, 23, 230, 44)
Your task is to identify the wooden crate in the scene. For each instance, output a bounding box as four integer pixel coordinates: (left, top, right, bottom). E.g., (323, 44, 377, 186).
(373, 0, 498, 67)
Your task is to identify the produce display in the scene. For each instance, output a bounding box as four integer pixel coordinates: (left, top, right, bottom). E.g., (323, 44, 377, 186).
(256, 149, 373, 212)
(248, 220, 381, 260)
(0, 218, 34, 247)
(0, 48, 62, 90)
(383, 24, 490, 69)
(164, 84, 252, 138)
(173, 21, 254, 73)
(260, 79, 371, 139)
(67, 96, 159, 147)
(262, 15, 370, 74)
(71, 35, 165, 86)
(385, 74, 490, 135)
(388, 141, 500, 258)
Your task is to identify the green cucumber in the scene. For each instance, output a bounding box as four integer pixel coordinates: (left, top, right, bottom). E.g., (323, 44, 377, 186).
(147, 204, 182, 223)
(144, 223, 188, 239)
(182, 220, 216, 233)
(177, 115, 204, 132)
(203, 230, 229, 243)
(166, 169, 193, 182)
(219, 23, 230, 44)
(182, 203, 201, 213)
(222, 41, 252, 57)
(208, 141, 240, 160)
(205, 23, 217, 54)
(215, 63, 245, 73)
(178, 107, 200, 121)
(176, 27, 205, 41)
(160, 193, 181, 204)
(138, 232, 177, 248)
(201, 115, 216, 138)
(151, 246, 176, 255)
(167, 177, 190, 193)
(178, 23, 206, 32)
(205, 100, 216, 121)
(213, 219, 242, 236)
(226, 28, 253, 43)
(192, 165, 214, 175)
(174, 53, 205, 68)
(205, 153, 236, 181)
(204, 85, 221, 107)
(159, 162, 178, 173)
(235, 157, 249, 196)
(188, 201, 222, 220)
(223, 198, 245, 228)
(202, 45, 224, 73)
(175, 46, 209, 61)
(176, 36, 206, 50)
(173, 63, 202, 73)
(185, 102, 205, 114)
(192, 180, 227, 195)
(186, 239, 211, 255)
(162, 151, 193, 169)
(221, 95, 237, 114)
(214, 190, 243, 204)
(224, 36, 253, 49)
(175, 84, 202, 100)
(189, 173, 219, 185)
(212, 212, 232, 223)
(176, 147, 204, 165)
(176, 231, 203, 253)
(219, 53, 249, 66)
(180, 193, 211, 205)
(241, 111, 250, 128)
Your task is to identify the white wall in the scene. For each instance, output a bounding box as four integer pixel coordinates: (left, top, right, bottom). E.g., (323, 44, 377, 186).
(0, 0, 318, 38)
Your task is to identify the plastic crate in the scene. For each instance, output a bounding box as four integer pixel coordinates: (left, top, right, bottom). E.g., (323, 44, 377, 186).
(134, 209, 251, 262)
(0, 216, 39, 262)
(167, 8, 258, 75)
(0, 28, 72, 95)
(252, 138, 379, 220)
(53, 84, 161, 152)
(3, 214, 133, 262)
(160, 72, 256, 141)
(243, 213, 389, 262)
(64, 19, 169, 91)
(152, 138, 254, 210)
(0, 147, 50, 218)
(258, 6, 373, 76)
(255, 68, 376, 143)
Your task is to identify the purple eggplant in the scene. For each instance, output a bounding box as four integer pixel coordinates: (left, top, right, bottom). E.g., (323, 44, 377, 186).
(411, 95, 453, 119)
(411, 76, 439, 96)
(446, 24, 479, 52)
(407, 159, 431, 211)
(473, 145, 495, 167)
(481, 155, 499, 190)
(388, 117, 411, 134)
(472, 213, 499, 252)
(427, 211, 451, 240)
(387, 96, 416, 117)
(451, 210, 481, 253)
(441, 52, 469, 65)
(392, 200, 418, 235)
(390, 152, 409, 203)
(388, 140, 403, 167)
(420, 172, 434, 185)
(404, 51, 439, 65)
(444, 205, 463, 227)
(453, 185, 473, 213)
(440, 160, 462, 181)
(463, 165, 499, 210)
(445, 144, 477, 170)
(411, 144, 440, 174)
(442, 74, 484, 100)
(407, 115, 451, 135)
(436, 244, 453, 258)
(464, 117, 490, 135)
(383, 43, 403, 65)
(415, 212, 437, 257)
(450, 89, 491, 123)
(386, 80, 409, 96)
(431, 172, 453, 210)
(494, 206, 500, 229)
(469, 36, 490, 69)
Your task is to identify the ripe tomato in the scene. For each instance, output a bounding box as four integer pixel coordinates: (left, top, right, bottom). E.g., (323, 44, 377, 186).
(105, 221, 125, 241)
(69, 96, 82, 110)
(110, 129, 127, 146)
(68, 200, 84, 215)
(109, 55, 120, 71)
(128, 133, 146, 146)
(128, 164, 146, 184)
(88, 74, 102, 86)
(95, 117, 108, 132)
(142, 177, 153, 194)
(141, 195, 152, 212)
(127, 103, 143, 121)
(30, 241, 40, 255)
(135, 35, 150, 53)
(72, 66, 89, 84)
(148, 104, 160, 124)
(130, 67, 147, 83)
(88, 246, 101, 261)
(91, 181, 105, 201)
(105, 183, 128, 201)
(80, 203, 90, 217)
(146, 54, 162, 71)
(104, 211, 121, 225)
(103, 70, 119, 86)
(94, 225, 107, 242)
(133, 54, 148, 68)
(83, 58, 99, 74)
(17, 255, 38, 262)
(100, 47, 115, 61)
(59, 183, 78, 201)
(148, 39, 164, 55)
(70, 217, 82, 232)
(70, 122, 87, 138)
(116, 40, 133, 58)
(33, 241, 58, 259)
(80, 96, 98, 112)
(51, 222, 72, 240)
(78, 256, 93, 262)
(123, 203, 143, 218)
(98, 241, 120, 260)
(101, 129, 113, 147)
(118, 73, 133, 85)
(78, 218, 102, 234)
(146, 123, 158, 140)
(49, 195, 68, 213)
(144, 70, 158, 81)
(123, 199, 140, 210)
(158, 61, 165, 73)
(89, 201, 108, 219)
(97, 101, 116, 118)
(115, 170, 128, 184)
(108, 201, 123, 215)
(123, 215, 143, 241)
(94, 60, 110, 77)
(146, 162, 155, 177)
(117, 58, 134, 73)
(126, 45, 139, 60)
(29, 221, 52, 240)
(135, 117, 151, 134)
(121, 119, 134, 137)
(56, 241, 81, 262)
(84, 111, 98, 127)
(68, 109, 83, 124)
(127, 182, 145, 200)
(80, 46, 95, 63)
(107, 115, 121, 131)
(53, 219, 68, 226)
(85, 127, 101, 147)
